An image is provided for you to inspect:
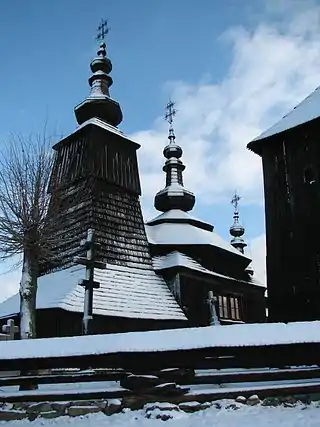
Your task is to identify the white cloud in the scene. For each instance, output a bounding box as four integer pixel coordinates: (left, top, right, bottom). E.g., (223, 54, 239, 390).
(133, 2, 320, 277)
(135, 2, 320, 209)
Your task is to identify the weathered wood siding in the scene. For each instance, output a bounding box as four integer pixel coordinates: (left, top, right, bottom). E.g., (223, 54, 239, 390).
(42, 125, 151, 273)
(262, 120, 320, 322)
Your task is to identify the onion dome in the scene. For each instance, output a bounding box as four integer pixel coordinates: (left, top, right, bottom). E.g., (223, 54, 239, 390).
(74, 41, 123, 127)
(229, 193, 247, 254)
(154, 102, 195, 212)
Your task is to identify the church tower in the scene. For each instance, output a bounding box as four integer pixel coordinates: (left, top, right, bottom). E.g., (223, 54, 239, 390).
(45, 38, 149, 271)
(248, 87, 320, 323)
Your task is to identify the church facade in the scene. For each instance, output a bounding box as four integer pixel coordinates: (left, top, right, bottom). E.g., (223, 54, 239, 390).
(0, 35, 265, 337)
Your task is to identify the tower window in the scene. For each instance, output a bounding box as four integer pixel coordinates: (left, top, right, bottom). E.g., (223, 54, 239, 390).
(304, 168, 316, 185)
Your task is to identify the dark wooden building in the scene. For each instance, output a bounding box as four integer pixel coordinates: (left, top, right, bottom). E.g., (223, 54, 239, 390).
(0, 38, 265, 337)
(248, 87, 320, 322)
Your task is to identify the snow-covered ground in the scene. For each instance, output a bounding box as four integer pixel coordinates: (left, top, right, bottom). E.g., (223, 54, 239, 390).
(1, 400, 320, 426)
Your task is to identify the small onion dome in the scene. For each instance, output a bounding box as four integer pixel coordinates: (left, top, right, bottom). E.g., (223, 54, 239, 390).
(154, 125, 195, 211)
(163, 143, 183, 159)
(229, 221, 245, 238)
(229, 208, 247, 253)
(74, 42, 123, 127)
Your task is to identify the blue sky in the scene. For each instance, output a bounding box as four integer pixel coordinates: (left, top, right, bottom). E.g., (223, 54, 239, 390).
(0, 0, 320, 297)
(0, 0, 263, 134)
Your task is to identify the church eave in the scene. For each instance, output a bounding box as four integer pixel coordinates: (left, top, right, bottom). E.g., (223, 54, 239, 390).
(248, 86, 320, 155)
(153, 252, 260, 287)
(74, 96, 123, 127)
(53, 118, 140, 151)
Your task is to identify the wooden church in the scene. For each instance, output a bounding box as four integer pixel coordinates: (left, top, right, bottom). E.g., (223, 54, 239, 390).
(0, 34, 265, 337)
(248, 87, 320, 323)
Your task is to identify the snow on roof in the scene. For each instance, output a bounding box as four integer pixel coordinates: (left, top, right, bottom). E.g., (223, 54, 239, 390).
(146, 209, 213, 232)
(0, 266, 84, 319)
(145, 221, 250, 260)
(1, 321, 320, 360)
(54, 117, 140, 149)
(251, 86, 320, 144)
(0, 264, 186, 321)
(152, 251, 264, 287)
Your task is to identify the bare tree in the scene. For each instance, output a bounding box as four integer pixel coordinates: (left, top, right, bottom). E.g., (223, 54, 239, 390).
(0, 134, 56, 340)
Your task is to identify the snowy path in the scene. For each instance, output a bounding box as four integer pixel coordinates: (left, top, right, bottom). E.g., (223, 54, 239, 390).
(0, 401, 320, 426)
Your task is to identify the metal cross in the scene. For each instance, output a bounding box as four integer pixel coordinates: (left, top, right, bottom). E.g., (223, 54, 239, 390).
(164, 101, 177, 126)
(96, 19, 110, 42)
(231, 192, 241, 211)
(74, 229, 106, 335)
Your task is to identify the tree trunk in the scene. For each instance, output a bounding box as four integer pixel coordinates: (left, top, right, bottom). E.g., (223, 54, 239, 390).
(19, 250, 38, 391)
(19, 251, 37, 340)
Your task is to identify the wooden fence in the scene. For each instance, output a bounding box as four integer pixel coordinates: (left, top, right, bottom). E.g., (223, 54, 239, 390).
(0, 326, 320, 403)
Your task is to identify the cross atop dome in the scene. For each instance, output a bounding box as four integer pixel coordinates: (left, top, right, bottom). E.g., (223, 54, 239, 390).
(164, 101, 177, 143)
(74, 20, 123, 127)
(96, 19, 110, 43)
(165, 101, 177, 125)
(231, 192, 241, 213)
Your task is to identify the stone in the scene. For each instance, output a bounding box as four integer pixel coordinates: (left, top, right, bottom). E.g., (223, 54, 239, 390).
(225, 403, 240, 410)
(156, 413, 173, 421)
(281, 396, 297, 405)
(145, 402, 179, 412)
(40, 411, 62, 419)
(235, 395, 247, 404)
(1, 403, 14, 410)
(12, 402, 30, 411)
(179, 401, 211, 413)
(283, 402, 296, 408)
(69, 400, 96, 407)
(0, 410, 27, 421)
(68, 405, 101, 417)
(261, 397, 281, 407)
(246, 394, 260, 406)
(26, 402, 53, 414)
(104, 399, 122, 416)
(300, 395, 311, 405)
(28, 413, 39, 422)
(95, 400, 108, 410)
(122, 396, 146, 411)
(51, 401, 71, 413)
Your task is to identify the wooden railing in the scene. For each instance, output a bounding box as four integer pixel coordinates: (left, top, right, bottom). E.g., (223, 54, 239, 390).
(0, 325, 320, 403)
